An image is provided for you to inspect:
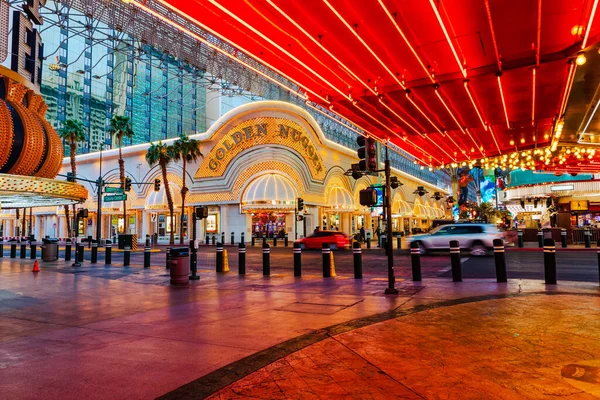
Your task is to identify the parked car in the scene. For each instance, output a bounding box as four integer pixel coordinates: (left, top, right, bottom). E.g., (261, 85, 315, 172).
(296, 231, 350, 250)
(409, 223, 504, 256)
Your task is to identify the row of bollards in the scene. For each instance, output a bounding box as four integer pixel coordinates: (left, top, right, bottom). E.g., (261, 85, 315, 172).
(518, 229, 569, 249)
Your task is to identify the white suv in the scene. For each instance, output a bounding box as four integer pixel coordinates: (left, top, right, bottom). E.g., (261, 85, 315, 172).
(409, 223, 503, 256)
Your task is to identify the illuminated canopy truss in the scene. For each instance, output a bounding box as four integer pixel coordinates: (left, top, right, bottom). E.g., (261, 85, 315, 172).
(55, 0, 600, 172)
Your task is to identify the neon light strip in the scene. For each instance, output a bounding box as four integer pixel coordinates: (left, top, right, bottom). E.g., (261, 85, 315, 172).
(143, 0, 328, 103)
(582, 0, 599, 49)
(532, 68, 536, 127)
(434, 89, 483, 156)
(379, 0, 434, 83)
(429, 0, 466, 77)
(488, 126, 502, 155)
(208, 0, 350, 101)
(484, 0, 502, 71)
(303, 102, 364, 136)
(581, 99, 600, 134)
(463, 81, 488, 131)
(536, 0, 542, 66)
(264, 0, 377, 96)
(322, 0, 404, 88)
(497, 75, 510, 129)
(559, 63, 575, 117)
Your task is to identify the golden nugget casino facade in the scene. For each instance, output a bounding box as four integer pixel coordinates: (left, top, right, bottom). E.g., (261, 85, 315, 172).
(9, 101, 448, 243)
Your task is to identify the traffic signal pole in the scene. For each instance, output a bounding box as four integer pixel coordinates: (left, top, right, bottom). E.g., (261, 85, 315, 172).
(384, 147, 398, 295)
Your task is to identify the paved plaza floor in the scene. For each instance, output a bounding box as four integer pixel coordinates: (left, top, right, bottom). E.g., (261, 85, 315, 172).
(1, 256, 599, 399)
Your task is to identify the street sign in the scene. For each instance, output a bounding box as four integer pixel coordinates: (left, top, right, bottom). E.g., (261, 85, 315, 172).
(104, 194, 127, 202)
(104, 187, 124, 194)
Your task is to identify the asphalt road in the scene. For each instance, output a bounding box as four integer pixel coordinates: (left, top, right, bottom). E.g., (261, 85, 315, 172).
(4, 244, 600, 282)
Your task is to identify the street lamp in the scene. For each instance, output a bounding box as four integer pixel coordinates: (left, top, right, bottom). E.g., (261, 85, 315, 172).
(96, 143, 104, 242)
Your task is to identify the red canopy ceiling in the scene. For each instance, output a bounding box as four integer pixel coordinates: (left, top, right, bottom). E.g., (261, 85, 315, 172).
(164, 0, 599, 166)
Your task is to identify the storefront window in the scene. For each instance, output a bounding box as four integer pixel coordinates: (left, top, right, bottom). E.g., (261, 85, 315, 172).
(252, 212, 286, 237)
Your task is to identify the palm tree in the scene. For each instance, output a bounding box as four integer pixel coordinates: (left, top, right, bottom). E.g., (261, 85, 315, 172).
(146, 142, 176, 245)
(172, 134, 203, 244)
(58, 119, 86, 238)
(476, 202, 495, 223)
(108, 116, 134, 232)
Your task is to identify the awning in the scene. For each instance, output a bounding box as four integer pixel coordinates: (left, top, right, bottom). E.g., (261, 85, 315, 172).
(413, 204, 432, 219)
(392, 199, 412, 217)
(145, 184, 182, 212)
(242, 174, 297, 212)
(325, 186, 355, 212)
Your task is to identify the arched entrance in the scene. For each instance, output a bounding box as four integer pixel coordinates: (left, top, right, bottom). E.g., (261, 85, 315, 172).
(145, 184, 182, 243)
(241, 174, 298, 239)
(323, 186, 355, 235)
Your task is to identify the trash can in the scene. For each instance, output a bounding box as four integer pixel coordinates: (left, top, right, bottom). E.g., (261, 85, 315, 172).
(41, 238, 59, 262)
(168, 247, 189, 285)
(118, 234, 133, 250)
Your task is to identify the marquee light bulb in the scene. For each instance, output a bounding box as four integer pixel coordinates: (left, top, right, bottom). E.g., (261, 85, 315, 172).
(576, 52, 587, 65)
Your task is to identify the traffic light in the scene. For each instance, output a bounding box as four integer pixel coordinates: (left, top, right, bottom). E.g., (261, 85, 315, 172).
(154, 178, 161, 192)
(390, 176, 401, 189)
(359, 188, 377, 206)
(66, 172, 75, 182)
(350, 163, 362, 180)
(357, 136, 377, 172)
(124, 177, 132, 192)
(297, 197, 304, 211)
(195, 206, 208, 219)
(77, 209, 88, 219)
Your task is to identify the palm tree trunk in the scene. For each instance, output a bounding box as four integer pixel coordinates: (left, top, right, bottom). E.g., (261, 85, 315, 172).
(161, 161, 175, 245)
(179, 159, 186, 244)
(118, 137, 128, 233)
(69, 139, 77, 238)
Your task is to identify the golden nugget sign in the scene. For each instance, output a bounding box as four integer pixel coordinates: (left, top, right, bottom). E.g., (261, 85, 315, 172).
(196, 117, 326, 180)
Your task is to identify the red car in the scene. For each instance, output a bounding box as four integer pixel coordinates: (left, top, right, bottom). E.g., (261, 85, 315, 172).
(296, 231, 350, 250)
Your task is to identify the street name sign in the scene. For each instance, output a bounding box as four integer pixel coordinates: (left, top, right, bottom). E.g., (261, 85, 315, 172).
(104, 194, 127, 202)
(104, 187, 124, 194)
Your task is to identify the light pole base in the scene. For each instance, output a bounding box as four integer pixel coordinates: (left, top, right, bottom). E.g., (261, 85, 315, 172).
(189, 275, 200, 280)
(384, 287, 399, 295)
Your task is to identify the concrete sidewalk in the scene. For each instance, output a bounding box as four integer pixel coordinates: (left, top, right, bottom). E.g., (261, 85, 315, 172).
(1, 257, 599, 399)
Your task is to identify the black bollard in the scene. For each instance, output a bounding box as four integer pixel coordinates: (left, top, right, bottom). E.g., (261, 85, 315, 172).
(124, 246, 131, 266)
(216, 242, 224, 272)
(561, 229, 567, 248)
(105, 240, 112, 265)
(517, 230, 524, 248)
(493, 239, 507, 283)
(285, 233, 289, 247)
(91, 240, 98, 264)
(65, 239, 71, 261)
(410, 241, 422, 282)
(585, 229, 591, 248)
(273, 236, 277, 247)
(293, 243, 302, 277)
(10, 240, 16, 258)
(543, 238, 557, 284)
(241, 232, 245, 244)
(189, 240, 199, 280)
(230, 232, 234, 246)
(30, 242, 37, 260)
(77, 243, 84, 262)
(449, 240, 462, 282)
(396, 235, 401, 251)
(366, 233, 371, 249)
(262, 242, 270, 276)
(165, 247, 171, 269)
(251, 234, 255, 247)
(144, 244, 151, 268)
(353, 241, 363, 279)
(238, 242, 246, 275)
(221, 232, 225, 246)
(263, 237, 267, 246)
(212, 235, 216, 246)
(538, 230, 543, 248)
(206, 234, 210, 245)
(0, 240, 3, 258)
(20, 242, 26, 259)
(322, 242, 331, 278)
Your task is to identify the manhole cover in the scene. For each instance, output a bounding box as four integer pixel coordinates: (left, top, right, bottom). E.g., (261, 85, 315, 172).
(561, 360, 600, 396)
